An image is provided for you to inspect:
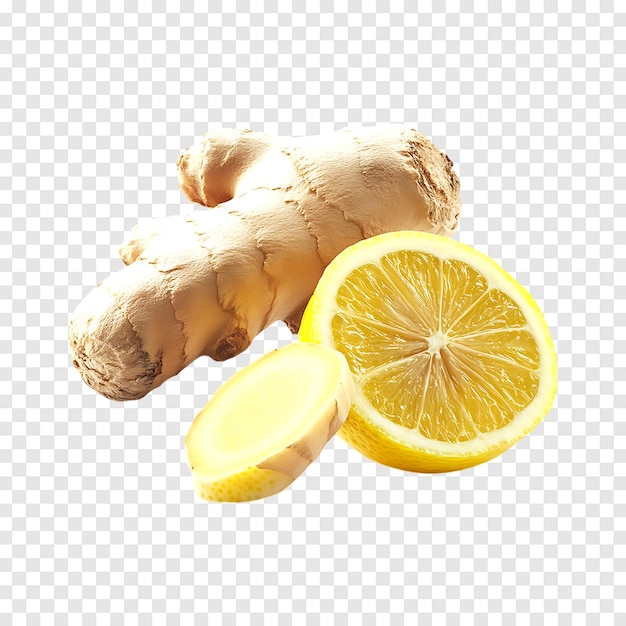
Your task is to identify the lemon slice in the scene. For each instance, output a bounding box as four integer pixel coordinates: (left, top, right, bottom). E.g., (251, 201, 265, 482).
(299, 231, 557, 472)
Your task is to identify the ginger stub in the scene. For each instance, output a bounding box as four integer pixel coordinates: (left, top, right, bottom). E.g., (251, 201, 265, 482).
(69, 125, 461, 400)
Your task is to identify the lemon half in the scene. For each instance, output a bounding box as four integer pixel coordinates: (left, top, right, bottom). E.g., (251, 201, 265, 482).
(299, 231, 557, 472)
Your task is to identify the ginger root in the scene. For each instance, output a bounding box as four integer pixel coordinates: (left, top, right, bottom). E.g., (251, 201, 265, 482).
(69, 125, 460, 401)
(185, 342, 354, 502)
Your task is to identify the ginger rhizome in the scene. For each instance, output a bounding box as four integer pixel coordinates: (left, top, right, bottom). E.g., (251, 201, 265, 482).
(185, 342, 355, 502)
(69, 125, 461, 401)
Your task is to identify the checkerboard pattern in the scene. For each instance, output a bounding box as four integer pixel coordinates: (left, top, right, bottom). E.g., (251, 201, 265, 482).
(2, 2, 623, 623)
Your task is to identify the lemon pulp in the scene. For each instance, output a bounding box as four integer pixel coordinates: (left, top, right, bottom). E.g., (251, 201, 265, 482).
(331, 250, 541, 444)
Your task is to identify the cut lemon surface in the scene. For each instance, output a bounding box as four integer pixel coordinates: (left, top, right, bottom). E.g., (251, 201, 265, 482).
(299, 231, 557, 472)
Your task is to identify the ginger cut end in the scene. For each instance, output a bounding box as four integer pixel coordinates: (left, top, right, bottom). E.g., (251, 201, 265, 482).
(184, 342, 355, 502)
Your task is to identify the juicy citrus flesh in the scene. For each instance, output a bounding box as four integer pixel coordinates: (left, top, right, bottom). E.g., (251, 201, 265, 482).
(300, 232, 557, 472)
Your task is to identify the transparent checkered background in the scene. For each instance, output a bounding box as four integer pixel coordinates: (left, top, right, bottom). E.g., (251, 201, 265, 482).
(1, 2, 623, 624)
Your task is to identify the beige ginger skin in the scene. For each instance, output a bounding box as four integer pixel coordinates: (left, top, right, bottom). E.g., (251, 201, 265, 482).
(69, 125, 461, 401)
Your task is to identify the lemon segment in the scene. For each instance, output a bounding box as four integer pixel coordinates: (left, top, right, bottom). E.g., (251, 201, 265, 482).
(300, 231, 557, 472)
